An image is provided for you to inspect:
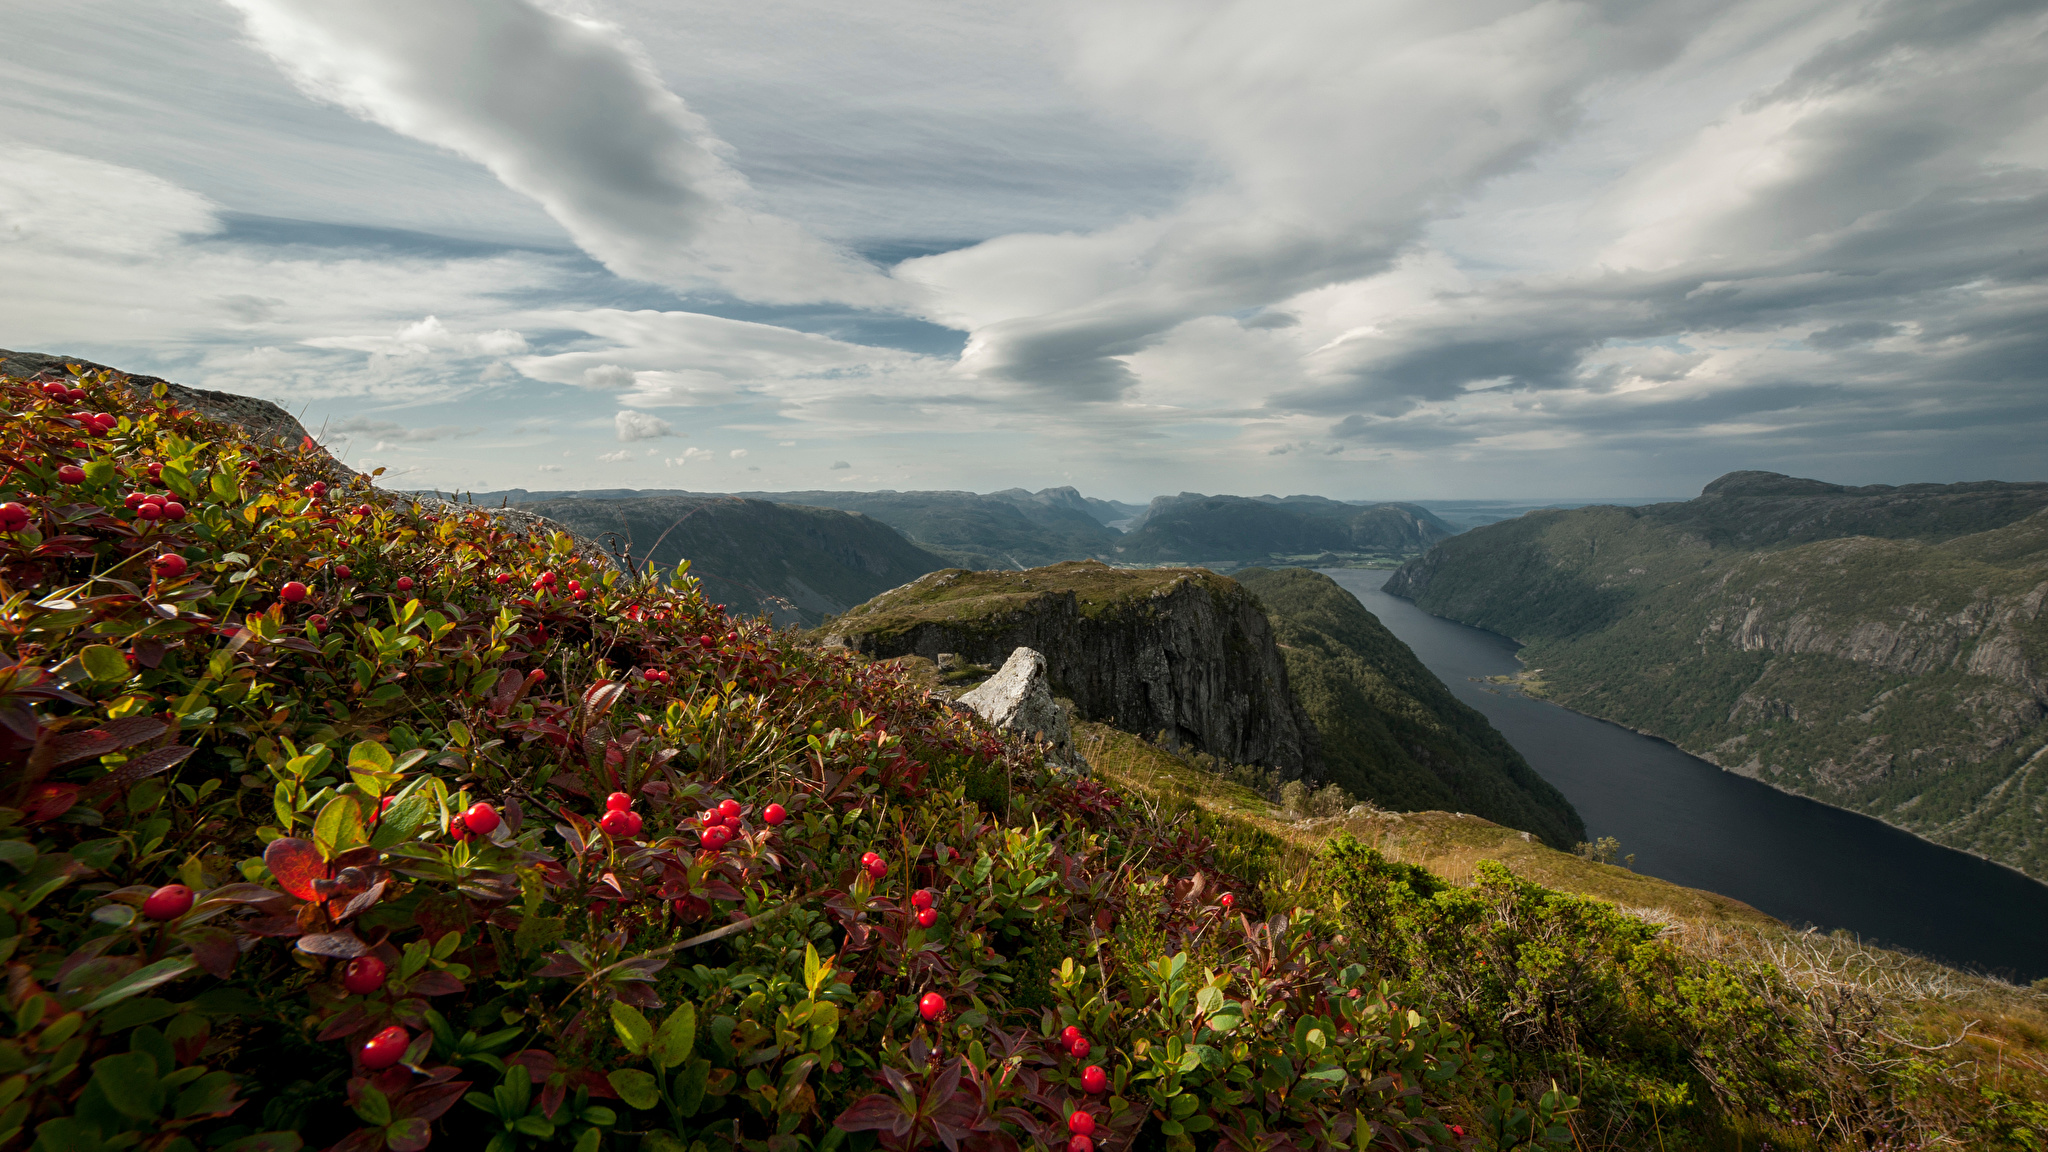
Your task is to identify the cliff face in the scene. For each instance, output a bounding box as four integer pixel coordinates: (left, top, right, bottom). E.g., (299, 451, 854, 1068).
(827, 561, 1321, 778)
(1383, 472, 2048, 879)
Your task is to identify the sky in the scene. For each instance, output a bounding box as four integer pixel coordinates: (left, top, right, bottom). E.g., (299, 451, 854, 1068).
(3, 0, 2044, 503)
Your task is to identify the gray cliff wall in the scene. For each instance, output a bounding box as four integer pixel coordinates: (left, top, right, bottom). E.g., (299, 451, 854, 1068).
(829, 563, 1322, 778)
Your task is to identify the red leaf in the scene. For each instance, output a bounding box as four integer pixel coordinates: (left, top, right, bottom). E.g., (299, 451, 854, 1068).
(393, 1081, 470, 1123)
(85, 745, 194, 795)
(835, 1094, 914, 1137)
(406, 970, 463, 997)
(325, 1129, 385, 1152)
(23, 783, 79, 822)
(179, 925, 240, 978)
(265, 837, 327, 901)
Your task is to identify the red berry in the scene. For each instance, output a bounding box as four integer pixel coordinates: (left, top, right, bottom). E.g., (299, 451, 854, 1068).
(1451, 1125, 1466, 1138)
(494, 572, 514, 585)
(124, 491, 147, 510)
(354, 504, 373, 516)
(142, 884, 194, 921)
(57, 465, 85, 485)
(606, 791, 633, 811)
(911, 889, 934, 910)
(699, 634, 715, 649)
(360, 1025, 408, 1070)
(621, 811, 643, 837)
(153, 553, 187, 578)
(146, 461, 162, 480)
(701, 824, 731, 850)
(40, 382, 65, 397)
(571, 588, 588, 601)
(1060, 1025, 1082, 1046)
(1069, 1036, 1091, 1059)
(718, 799, 741, 820)
(1081, 1064, 1107, 1093)
(918, 992, 945, 1022)
(334, 564, 351, 579)
(160, 501, 186, 521)
(538, 571, 557, 586)
(280, 580, 308, 603)
(135, 502, 161, 520)
(463, 802, 499, 835)
(308, 481, 327, 496)
(395, 576, 414, 591)
(1220, 893, 1234, 909)
(762, 803, 787, 825)
(342, 955, 388, 995)
(1068, 1110, 1095, 1137)
(1067, 1137, 1093, 1152)
(448, 815, 472, 841)
(599, 809, 635, 837)
(916, 907, 937, 928)
(0, 502, 29, 532)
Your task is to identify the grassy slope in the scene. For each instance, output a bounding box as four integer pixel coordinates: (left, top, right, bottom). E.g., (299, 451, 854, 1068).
(1232, 567, 1585, 848)
(511, 494, 949, 626)
(1114, 495, 1453, 564)
(1392, 487, 2048, 879)
(1078, 720, 2048, 1135)
(826, 561, 1234, 646)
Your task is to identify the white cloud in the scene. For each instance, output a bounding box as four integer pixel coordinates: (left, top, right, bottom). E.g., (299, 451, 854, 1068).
(596, 449, 632, 462)
(665, 447, 713, 465)
(223, 0, 902, 307)
(537, 463, 563, 472)
(614, 409, 678, 441)
(728, 448, 748, 459)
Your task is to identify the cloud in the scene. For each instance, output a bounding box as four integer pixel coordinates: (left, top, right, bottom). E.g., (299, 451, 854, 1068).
(830, 460, 850, 469)
(728, 448, 748, 459)
(665, 448, 713, 465)
(614, 409, 678, 441)
(223, 0, 901, 307)
(323, 416, 478, 443)
(536, 463, 563, 472)
(595, 449, 632, 462)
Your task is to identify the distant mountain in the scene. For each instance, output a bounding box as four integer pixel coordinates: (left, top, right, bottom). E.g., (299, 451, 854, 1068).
(1385, 471, 2048, 879)
(507, 494, 949, 626)
(450, 486, 1131, 570)
(1114, 493, 1455, 564)
(1233, 567, 1584, 847)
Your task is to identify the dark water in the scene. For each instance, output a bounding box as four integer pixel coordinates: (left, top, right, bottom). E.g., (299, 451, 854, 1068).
(1323, 568, 2048, 984)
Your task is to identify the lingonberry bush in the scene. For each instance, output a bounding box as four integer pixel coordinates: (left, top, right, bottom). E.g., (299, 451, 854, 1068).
(1, 367, 1555, 1152)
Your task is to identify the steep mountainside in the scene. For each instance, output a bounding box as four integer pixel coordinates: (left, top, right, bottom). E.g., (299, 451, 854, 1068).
(826, 561, 1322, 777)
(510, 494, 949, 626)
(1386, 472, 2048, 878)
(1233, 567, 1584, 848)
(1116, 492, 1455, 565)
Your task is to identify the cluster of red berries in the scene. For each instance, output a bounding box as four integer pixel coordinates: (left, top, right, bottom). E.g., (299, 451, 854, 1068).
(306, 481, 328, 497)
(448, 801, 499, 842)
(71, 411, 119, 435)
(640, 667, 673, 685)
(910, 887, 938, 928)
(858, 850, 888, 880)
(122, 490, 189, 521)
(699, 798, 744, 849)
(0, 502, 29, 533)
(599, 791, 644, 838)
(1059, 1024, 1092, 1060)
(38, 381, 88, 404)
(1067, 1108, 1097, 1152)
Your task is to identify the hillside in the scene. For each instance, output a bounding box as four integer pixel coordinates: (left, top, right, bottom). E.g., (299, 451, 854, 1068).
(457, 486, 1127, 570)
(825, 561, 1322, 777)
(502, 493, 949, 626)
(1232, 567, 1584, 848)
(1115, 492, 1455, 566)
(5, 365, 2045, 1150)
(1386, 471, 2048, 880)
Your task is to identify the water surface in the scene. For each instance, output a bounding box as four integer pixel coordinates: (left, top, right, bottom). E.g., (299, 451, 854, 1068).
(1323, 568, 2048, 983)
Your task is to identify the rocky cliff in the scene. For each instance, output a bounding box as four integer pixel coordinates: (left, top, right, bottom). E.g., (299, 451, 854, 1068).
(1385, 472, 2048, 879)
(826, 560, 1322, 778)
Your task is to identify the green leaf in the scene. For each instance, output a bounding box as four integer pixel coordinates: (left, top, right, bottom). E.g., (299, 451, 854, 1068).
(672, 1060, 709, 1118)
(311, 795, 366, 862)
(651, 1002, 696, 1072)
(609, 1001, 653, 1058)
(90, 1052, 163, 1121)
(348, 741, 393, 773)
(803, 943, 823, 995)
(30, 1117, 105, 1152)
(605, 1069, 660, 1112)
(82, 958, 196, 1011)
(353, 1085, 393, 1127)
(173, 1071, 239, 1118)
(511, 1116, 554, 1139)
(79, 646, 130, 684)
(82, 460, 116, 488)
(572, 1127, 600, 1152)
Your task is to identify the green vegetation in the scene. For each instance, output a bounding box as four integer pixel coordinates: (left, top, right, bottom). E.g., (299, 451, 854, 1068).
(504, 494, 948, 627)
(726, 490, 1121, 571)
(828, 562, 1234, 647)
(1386, 471, 2048, 880)
(1234, 568, 1584, 849)
(1115, 494, 1455, 565)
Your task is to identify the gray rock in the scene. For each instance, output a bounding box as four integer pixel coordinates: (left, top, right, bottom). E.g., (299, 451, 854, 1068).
(957, 647, 1079, 767)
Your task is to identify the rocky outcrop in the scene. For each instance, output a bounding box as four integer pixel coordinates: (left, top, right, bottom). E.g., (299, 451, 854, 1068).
(828, 561, 1321, 778)
(957, 648, 1079, 766)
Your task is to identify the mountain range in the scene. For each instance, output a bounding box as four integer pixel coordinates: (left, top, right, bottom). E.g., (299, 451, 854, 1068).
(1386, 471, 2048, 879)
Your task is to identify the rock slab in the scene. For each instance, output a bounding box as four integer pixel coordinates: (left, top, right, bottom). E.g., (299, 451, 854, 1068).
(957, 647, 1076, 764)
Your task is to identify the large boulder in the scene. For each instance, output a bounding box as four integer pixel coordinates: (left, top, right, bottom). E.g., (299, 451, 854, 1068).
(957, 647, 1079, 767)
